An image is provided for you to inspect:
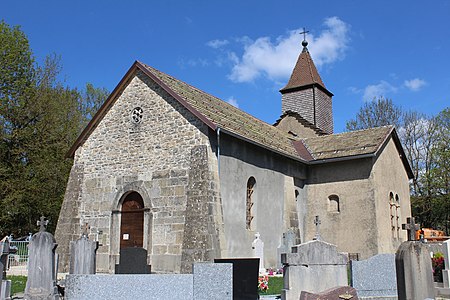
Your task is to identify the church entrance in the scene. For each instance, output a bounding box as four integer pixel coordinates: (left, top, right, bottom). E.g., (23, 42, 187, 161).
(120, 192, 144, 248)
(115, 191, 150, 274)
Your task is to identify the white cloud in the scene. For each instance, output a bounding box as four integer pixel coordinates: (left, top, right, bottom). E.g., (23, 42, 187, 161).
(362, 81, 397, 101)
(206, 39, 229, 49)
(228, 17, 350, 83)
(226, 97, 239, 108)
(404, 78, 427, 91)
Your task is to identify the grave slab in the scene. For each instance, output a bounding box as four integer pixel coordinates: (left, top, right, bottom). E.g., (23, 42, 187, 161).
(300, 286, 358, 300)
(193, 263, 232, 300)
(65, 274, 193, 300)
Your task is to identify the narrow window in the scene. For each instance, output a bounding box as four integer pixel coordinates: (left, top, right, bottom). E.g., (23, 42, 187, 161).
(246, 177, 256, 230)
(395, 194, 400, 238)
(328, 194, 340, 213)
(389, 192, 396, 238)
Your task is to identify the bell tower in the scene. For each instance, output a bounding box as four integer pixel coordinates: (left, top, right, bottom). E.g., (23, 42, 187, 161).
(279, 30, 334, 134)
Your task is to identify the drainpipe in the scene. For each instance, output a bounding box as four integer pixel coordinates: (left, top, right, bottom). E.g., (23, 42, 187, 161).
(216, 127, 221, 176)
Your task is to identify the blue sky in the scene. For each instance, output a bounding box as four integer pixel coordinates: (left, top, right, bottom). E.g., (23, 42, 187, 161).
(2, 0, 449, 132)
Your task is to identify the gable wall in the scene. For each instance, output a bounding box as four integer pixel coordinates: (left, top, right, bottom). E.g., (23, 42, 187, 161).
(274, 115, 320, 138)
(306, 158, 379, 259)
(56, 70, 216, 273)
(370, 137, 411, 253)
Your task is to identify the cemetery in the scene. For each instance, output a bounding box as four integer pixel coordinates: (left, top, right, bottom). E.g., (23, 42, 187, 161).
(0, 13, 449, 300)
(1, 215, 450, 299)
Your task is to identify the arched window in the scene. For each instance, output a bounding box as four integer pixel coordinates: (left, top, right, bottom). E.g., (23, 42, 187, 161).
(395, 194, 400, 238)
(328, 194, 340, 213)
(246, 177, 256, 230)
(389, 192, 396, 238)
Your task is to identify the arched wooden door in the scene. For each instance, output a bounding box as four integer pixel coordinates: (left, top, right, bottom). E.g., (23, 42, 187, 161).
(120, 192, 144, 249)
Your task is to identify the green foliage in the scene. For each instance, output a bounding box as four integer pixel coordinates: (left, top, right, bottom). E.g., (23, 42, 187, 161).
(6, 275, 27, 295)
(0, 20, 108, 236)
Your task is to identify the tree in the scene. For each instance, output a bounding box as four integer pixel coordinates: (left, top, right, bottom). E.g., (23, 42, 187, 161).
(346, 95, 449, 233)
(0, 21, 108, 236)
(346, 97, 402, 131)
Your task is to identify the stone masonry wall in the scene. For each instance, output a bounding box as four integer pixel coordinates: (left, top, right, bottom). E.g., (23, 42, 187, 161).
(56, 70, 212, 273)
(180, 145, 225, 273)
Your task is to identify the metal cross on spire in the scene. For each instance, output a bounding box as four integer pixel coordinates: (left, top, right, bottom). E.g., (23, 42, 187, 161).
(299, 27, 309, 51)
(37, 216, 49, 232)
(300, 27, 309, 42)
(313, 215, 321, 241)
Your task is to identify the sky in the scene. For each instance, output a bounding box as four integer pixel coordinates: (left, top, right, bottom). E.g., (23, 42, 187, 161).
(2, 0, 449, 133)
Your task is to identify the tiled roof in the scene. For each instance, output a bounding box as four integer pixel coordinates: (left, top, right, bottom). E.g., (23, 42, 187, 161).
(302, 126, 393, 160)
(69, 61, 407, 174)
(138, 62, 302, 159)
(280, 48, 327, 92)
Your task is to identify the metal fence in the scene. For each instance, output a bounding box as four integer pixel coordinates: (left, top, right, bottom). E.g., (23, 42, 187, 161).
(7, 240, 29, 269)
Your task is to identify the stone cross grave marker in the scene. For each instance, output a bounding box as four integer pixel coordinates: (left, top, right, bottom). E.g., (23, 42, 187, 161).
(38, 215, 49, 232)
(395, 217, 434, 300)
(401, 217, 419, 241)
(69, 222, 99, 275)
(252, 232, 264, 273)
(277, 228, 298, 267)
(24, 216, 60, 300)
(313, 215, 322, 241)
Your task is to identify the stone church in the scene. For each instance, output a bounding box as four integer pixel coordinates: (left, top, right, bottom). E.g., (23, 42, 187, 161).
(55, 39, 413, 274)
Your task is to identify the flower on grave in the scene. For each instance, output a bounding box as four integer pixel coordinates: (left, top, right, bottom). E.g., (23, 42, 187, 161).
(432, 252, 445, 282)
(258, 275, 269, 292)
(268, 268, 274, 276)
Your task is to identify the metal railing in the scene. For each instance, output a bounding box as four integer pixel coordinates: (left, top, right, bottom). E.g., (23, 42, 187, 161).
(7, 240, 29, 269)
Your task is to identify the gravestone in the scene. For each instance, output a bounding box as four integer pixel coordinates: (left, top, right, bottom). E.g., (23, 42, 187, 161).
(281, 240, 348, 300)
(115, 247, 150, 274)
(69, 223, 99, 274)
(300, 286, 358, 300)
(1, 236, 12, 300)
(24, 216, 60, 300)
(215, 258, 259, 300)
(351, 254, 397, 298)
(442, 239, 450, 288)
(252, 232, 264, 273)
(395, 217, 434, 300)
(277, 228, 297, 268)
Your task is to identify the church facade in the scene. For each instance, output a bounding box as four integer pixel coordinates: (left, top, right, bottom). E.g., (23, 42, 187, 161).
(55, 41, 413, 273)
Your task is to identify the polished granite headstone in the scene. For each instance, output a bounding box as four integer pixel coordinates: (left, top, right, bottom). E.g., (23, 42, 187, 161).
(215, 258, 259, 300)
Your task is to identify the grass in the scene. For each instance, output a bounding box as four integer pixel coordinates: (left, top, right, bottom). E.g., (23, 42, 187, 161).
(6, 275, 27, 295)
(258, 276, 283, 296)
